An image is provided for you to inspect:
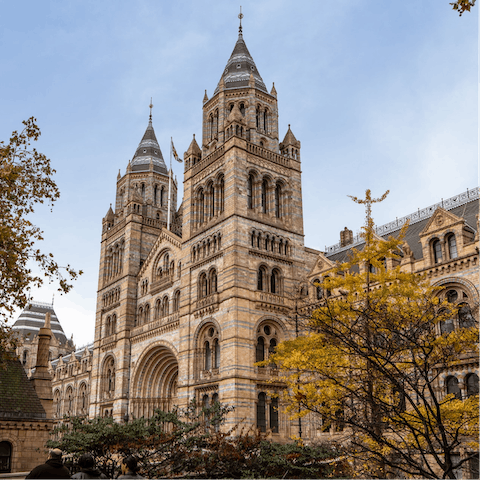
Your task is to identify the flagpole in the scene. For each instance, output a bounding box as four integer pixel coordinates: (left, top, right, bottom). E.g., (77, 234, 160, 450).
(167, 137, 173, 231)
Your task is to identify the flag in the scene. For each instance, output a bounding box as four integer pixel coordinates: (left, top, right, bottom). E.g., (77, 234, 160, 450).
(171, 139, 182, 163)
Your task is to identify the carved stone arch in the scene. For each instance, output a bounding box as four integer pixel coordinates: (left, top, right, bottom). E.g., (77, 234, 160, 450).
(252, 315, 288, 337)
(247, 168, 260, 180)
(253, 316, 288, 364)
(193, 318, 222, 378)
(193, 317, 223, 347)
(432, 277, 479, 303)
(130, 341, 179, 417)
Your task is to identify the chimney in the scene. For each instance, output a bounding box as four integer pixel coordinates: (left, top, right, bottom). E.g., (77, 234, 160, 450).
(340, 227, 353, 247)
(31, 311, 53, 418)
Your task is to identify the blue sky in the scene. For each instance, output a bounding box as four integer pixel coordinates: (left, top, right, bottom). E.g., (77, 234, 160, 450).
(1, 0, 477, 347)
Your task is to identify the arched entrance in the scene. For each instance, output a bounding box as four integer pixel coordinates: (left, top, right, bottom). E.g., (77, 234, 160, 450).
(131, 345, 178, 419)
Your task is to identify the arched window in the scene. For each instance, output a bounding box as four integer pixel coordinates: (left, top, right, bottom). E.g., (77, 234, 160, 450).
(155, 298, 161, 319)
(264, 110, 268, 134)
(209, 269, 218, 295)
(432, 239, 442, 264)
(275, 184, 282, 218)
(66, 386, 73, 415)
(271, 269, 280, 294)
(256, 106, 260, 129)
(54, 390, 61, 418)
(162, 296, 169, 317)
(105, 357, 115, 395)
(141, 183, 145, 200)
(144, 304, 150, 323)
(22, 350, 28, 366)
(261, 180, 267, 213)
(173, 290, 180, 313)
(198, 189, 205, 225)
(256, 336, 265, 362)
(137, 307, 143, 327)
(446, 376, 461, 400)
(257, 392, 267, 432)
(218, 175, 225, 213)
(200, 325, 220, 373)
(257, 266, 266, 291)
(247, 174, 254, 209)
(78, 383, 88, 415)
(214, 338, 220, 369)
(111, 314, 116, 334)
(204, 341, 211, 370)
(458, 303, 475, 328)
(466, 373, 479, 397)
(154, 185, 158, 205)
(160, 186, 165, 207)
(208, 182, 215, 218)
(270, 397, 278, 433)
(0, 441, 12, 474)
(256, 323, 279, 365)
(439, 308, 454, 335)
(446, 234, 457, 260)
(199, 273, 208, 299)
(313, 279, 323, 300)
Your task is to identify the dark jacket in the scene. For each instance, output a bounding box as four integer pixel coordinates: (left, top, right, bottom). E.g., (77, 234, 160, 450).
(72, 468, 108, 479)
(26, 458, 71, 478)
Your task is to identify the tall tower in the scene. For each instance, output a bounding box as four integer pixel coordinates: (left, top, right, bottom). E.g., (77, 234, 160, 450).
(89, 109, 178, 420)
(178, 16, 306, 436)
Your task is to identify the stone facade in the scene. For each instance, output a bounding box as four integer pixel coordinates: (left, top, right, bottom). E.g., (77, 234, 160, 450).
(46, 25, 479, 452)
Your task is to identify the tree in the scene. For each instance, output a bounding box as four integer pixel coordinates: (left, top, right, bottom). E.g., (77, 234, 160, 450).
(269, 190, 479, 479)
(48, 401, 348, 478)
(451, 0, 476, 15)
(0, 118, 81, 360)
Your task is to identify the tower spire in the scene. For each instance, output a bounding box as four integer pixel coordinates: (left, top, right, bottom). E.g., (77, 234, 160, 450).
(149, 98, 153, 125)
(238, 6, 243, 36)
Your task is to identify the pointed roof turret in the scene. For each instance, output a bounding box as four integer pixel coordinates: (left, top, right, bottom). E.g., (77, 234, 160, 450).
(281, 124, 300, 148)
(214, 13, 267, 95)
(131, 102, 168, 175)
(104, 204, 114, 223)
(186, 134, 202, 157)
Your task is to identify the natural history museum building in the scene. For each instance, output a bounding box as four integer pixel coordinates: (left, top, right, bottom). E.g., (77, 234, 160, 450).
(13, 22, 479, 443)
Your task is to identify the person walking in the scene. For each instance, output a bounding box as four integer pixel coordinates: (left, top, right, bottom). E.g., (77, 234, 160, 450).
(26, 448, 71, 478)
(117, 456, 144, 479)
(72, 454, 107, 479)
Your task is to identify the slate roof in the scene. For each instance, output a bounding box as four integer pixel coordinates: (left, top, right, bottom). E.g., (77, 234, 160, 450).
(325, 190, 478, 265)
(12, 301, 69, 345)
(131, 114, 168, 175)
(214, 30, 267, 95)
(0, 359, 46, 419)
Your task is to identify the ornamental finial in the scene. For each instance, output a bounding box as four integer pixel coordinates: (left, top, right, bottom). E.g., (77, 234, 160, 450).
(238, 6, 243, 35)
(149, 98, 153, 122)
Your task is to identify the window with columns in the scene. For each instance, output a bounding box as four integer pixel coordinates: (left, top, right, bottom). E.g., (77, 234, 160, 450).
(257, 392, 279, 433)
(257, 265, 282, 295)
(255, 322, 280, 363)
(78, 382, 88, 415)
(104, 239, 125, 283)
(104, 357, 115, 397)
(198, 268, 218, 299)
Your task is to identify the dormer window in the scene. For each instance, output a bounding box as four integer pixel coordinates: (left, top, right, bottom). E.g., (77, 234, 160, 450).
(143, 149, 146, 153)
(236, 64, 241, 69)
(432, 239, 442, 264)
(446, 234, 457, 260)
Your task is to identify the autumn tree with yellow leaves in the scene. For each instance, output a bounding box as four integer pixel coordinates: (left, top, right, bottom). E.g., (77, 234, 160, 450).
(270, 190, 479, 479)
(0, 118, 82, 361)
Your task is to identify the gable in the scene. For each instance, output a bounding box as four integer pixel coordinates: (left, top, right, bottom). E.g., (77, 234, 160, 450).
(419, 207, 464, 237)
